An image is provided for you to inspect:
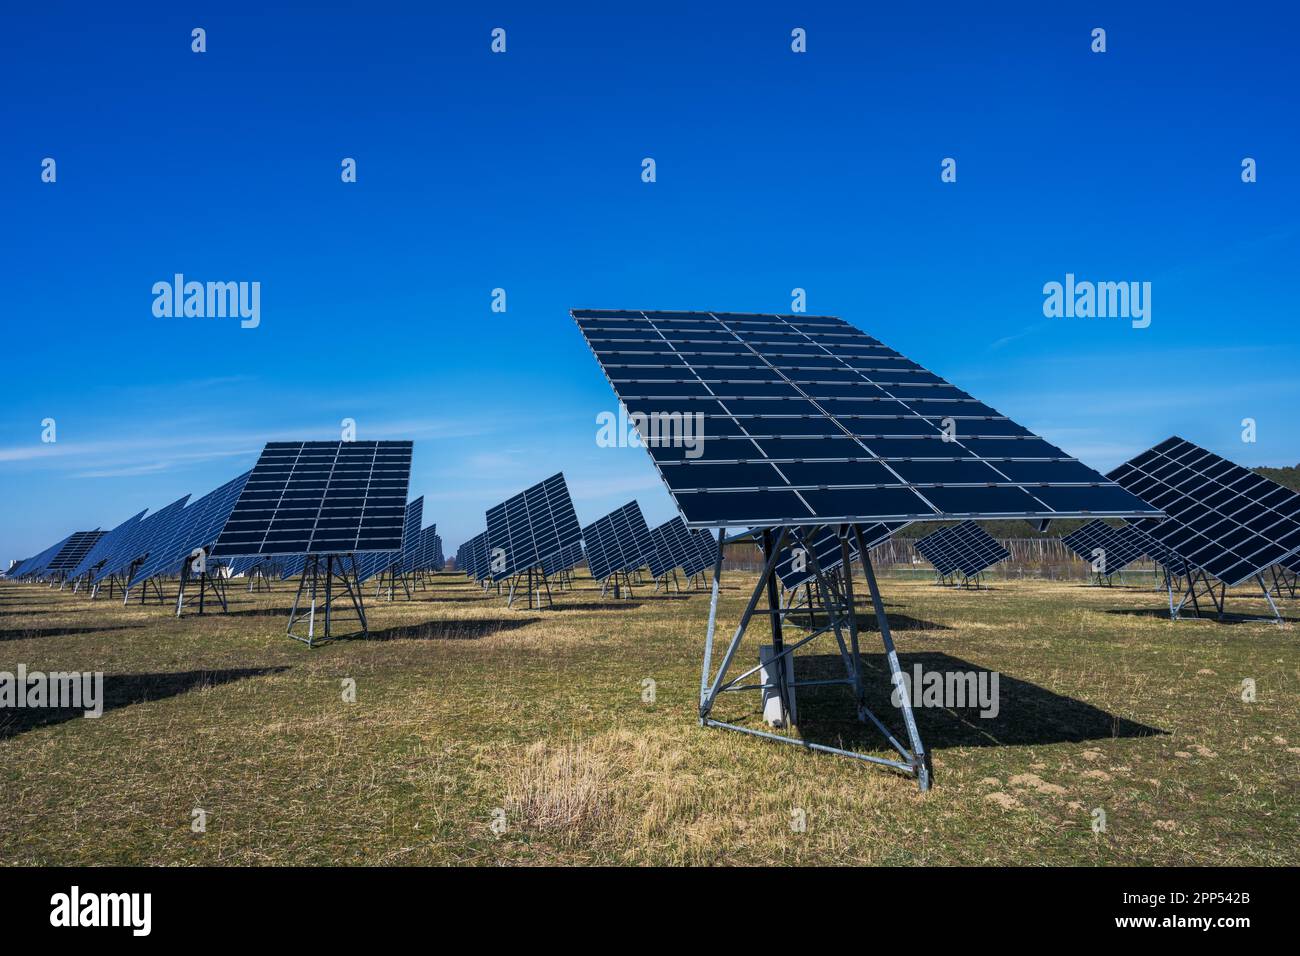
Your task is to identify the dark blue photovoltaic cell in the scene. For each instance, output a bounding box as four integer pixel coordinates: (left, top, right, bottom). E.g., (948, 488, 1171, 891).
(541, 539, 584, 577)
(128, 472, 252, 587)
(212, 441, 413, 557)
(572, 310, 1161, 527)
(93, 496, 192, 583)
(485, 473, 582, 581)
(1108, 437, 1300, 586)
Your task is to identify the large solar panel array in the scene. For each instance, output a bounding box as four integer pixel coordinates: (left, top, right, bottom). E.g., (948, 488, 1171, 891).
(212, 441, 413, 558)
(485, 473, 582, 581)
(92, 495, 192, 584)
(572, 309, 1161, 528)
(1060, 520, 1147, 576)
(127, 472, 252, 587)
(1108, 437, 1300, 586)
(773, 521, 904, 590)
(913, 521, 1010, 580)
(581, 501, 655, 583)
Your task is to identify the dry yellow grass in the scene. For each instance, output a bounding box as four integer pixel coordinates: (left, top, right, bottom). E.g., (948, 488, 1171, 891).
(0, 569, 1295, 866)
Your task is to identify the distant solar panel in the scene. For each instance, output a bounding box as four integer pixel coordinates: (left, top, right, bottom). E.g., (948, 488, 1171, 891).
(1060, 520, 1145, 577)
(485, 473, 582, 581)
(127, 472, 252, 587)
(47, 531, 105, 574)
(581, 501, 654, 583)
(541, 539, 583, 577)
(1123, 521, 1189, 577)
(688, 529, 720, 577)
(1108, 437, 1300, 586)
(66, 510, 148, 581)
(914, 521, 1008, 581)
(647, 525, 677, 580)
(358, 498, 423, 582)
(92, 496, 192, 584)
(211, 441, 413, 557)
(773, 521, 903, 589)
(8, 533, 74, 580)
(572, 310, 1161, 527)
(460, 531, 490, 581)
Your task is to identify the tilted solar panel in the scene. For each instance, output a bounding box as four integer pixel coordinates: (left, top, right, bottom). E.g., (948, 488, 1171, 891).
(1123, 520, 1189, 577)
(1108, 437, 1300, 586)
(211, 441, 413, 557)
(773, 521, 903, 589)
(541, 539, 583, 577)
(92, 496, 192, 583)
(9, 533, 74, 579)
(688, 529, 720, 577)
(127, 471, 252, 587)
(66, 510, 148, 581)
(1061, 520, 1145, 575)
(945, 522, 1011, 577)
(913, 525, 961, 576)
(48, 531, 105, 573)
(647, 524, 677, 579)
(485, 473, 582, 581)
(572, 310, 1161, 527)
(581, 501, 655, 582)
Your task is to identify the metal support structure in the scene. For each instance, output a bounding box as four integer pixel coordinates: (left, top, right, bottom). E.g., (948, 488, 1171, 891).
(174, 555, 229, 617)
(287, 553, 368, 647)
(600, 569, 636, 599)
(506, 565, 553, 609)
(698, 523, 931, 791)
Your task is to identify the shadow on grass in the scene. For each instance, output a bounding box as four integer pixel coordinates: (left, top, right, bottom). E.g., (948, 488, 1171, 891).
(0, 624, 147, 642)
(550, 600, 644, 611)
(0, 666, 290, 739)
(368, 617, 539, 641)
(781, 611, 951, 633)
(1103, 607, 1298, 625)
(718, 651, 1165, 754)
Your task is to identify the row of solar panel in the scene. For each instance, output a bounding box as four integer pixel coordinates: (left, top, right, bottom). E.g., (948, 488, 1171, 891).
(7, 441, 428, 589)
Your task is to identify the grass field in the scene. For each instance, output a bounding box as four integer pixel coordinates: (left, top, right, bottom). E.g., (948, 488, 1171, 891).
(1, 568, 1296, 866)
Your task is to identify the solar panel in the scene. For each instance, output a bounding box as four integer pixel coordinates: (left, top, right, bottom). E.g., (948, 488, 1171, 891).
(541, 539, 584, 577)
(686, 529, 720, 577)
(581, 501, 654, 583)
(1108, 437, 1300, 586)
(419, 525, 439, 571)
(431, 533, 444, 571)
(65, 510, 148, 581)
(47, 531, 105, 574)
(459, 531, 490, 580)
(773, 521, 904, 589)
(211, 441, 413, 557)
(485, 473, 582, 581)
(1122, 521, 1189, 577)
(1060, 520, 1146, 576)
(572, 309, 1161, 527)
(92, 496, 192, 583)
(8, 533, 74, 580)
(914, 521, 1008, 579)
(125, 472, 252, 587)
(646, 524, 678, 579)
(357, 498, 423, 582)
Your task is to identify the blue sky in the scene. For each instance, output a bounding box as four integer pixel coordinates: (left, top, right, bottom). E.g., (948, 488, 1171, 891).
(2, 1, 1297, 560)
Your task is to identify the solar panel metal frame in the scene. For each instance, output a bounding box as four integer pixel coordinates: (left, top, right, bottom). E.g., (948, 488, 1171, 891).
(211, 441, 413, 558)
(572, 309, 1162, 528)
(1108, 437, 1300, 586)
